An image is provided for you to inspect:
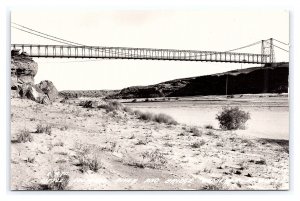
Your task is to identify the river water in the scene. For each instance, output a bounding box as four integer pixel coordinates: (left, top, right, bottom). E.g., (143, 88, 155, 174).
(124, 96, 289, 140)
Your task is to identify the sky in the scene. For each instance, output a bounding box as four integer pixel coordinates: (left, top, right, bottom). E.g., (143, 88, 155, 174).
(11, 10, 289, 91)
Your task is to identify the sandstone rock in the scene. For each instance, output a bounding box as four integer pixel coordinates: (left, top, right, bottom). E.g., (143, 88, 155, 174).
(11, 55, 38, 86)
(35, 80, 58, 101)
(16, 83, 50, 104)
(11, 90, 20, 98)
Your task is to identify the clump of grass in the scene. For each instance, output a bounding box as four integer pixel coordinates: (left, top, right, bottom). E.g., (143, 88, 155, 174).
(137, 111, 154, 121)
(25, 156, 35, 163)
(135, 139, 148, 145)
(56, 159, 67, 164)
(47, 170, 70, 190)
(36, 124, 52, 135)
(16, 129, 33, 143)
(123, 106, 133, 113)
(74, 144, 103, 172)
(205, 130, 218, 138)
(190, 140, 206, 148)
(54, 141, 64, 147)
(141, 149, 167, 169)
(189, 127, 202, 136)
(134, 110, 177, 125)
(203, 178, 227, 190)
(216, 107, 250, 130)
(78, 155, 102, 173)
(204, 124, 214, 129)
(153, 113, 178, 125)
(59, 125, 68, 131)
(99, 101, 124, 112)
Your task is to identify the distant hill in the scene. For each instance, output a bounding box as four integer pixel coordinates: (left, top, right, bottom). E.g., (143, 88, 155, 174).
(108, 62, 289, 99)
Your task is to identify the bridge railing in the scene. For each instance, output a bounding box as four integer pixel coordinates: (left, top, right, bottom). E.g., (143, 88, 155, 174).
(11, 44, 270, 64)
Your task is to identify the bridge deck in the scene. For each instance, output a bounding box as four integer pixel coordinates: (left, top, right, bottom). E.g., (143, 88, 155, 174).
(11, 44, 270, 64)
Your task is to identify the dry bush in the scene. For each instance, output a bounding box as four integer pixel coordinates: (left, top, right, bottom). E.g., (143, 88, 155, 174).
(99, 101, 124, 112)
(203, 178, 227, 190)
(74, 144, 103, 172)
(216, 107, 250, 130)
(137, 111, 154, 121)
(134, 110, 177, 125)
(54, 141, 64, 147)
(36, 124, 52, 135)
(204, 124, 214, 129)
(25, 156, 35, 163)
(59, 125, 68, 131)
(141, 149, 167, 169)
(16, 129, 33, 143)
(153, 113, 178, 125)
(47, 170, 70, 190)
(189, 127, 202, 136)
(190, 140, 206, 148)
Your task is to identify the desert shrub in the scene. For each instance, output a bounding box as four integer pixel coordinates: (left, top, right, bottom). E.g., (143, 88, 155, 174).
(98, 101, 124, 112)
(36, 124, 52, 135)
(141, 149, 167, 169)
(135, 139, 148, 145)
(216, 107, 250, 130)
(132, 99, 137, 103)
(138, 112, 154, 121)
(204, 124, 214, 129)
(17, 129, 33, 143)
(123, 106, 133, 113)
(205, 130, 216, 137)
(59, 125, 68, 131)
(189, 127, 202, 136)
(47, 170, 70, 190)
(135, 110, 177, 125)
(78, 155, 102, 172)
(153, 113, 178, 125)
(190, 140, 206, 148)
(25, 157, 35, 163)
(203, 178, 227, 190)
(144, 98, 150, 102)
(74, 144, 103, 172)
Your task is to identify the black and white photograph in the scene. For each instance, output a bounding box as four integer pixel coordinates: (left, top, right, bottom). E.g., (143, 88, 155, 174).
(9, 9, 290, 191)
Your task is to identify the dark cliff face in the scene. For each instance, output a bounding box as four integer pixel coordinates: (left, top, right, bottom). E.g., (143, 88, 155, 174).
(109, 63, 289, 99)
(170, 66, 289, 97)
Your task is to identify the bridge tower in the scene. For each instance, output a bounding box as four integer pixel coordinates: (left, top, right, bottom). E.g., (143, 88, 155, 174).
(261, 38, 275, 93)
(261, 38, 275, 64)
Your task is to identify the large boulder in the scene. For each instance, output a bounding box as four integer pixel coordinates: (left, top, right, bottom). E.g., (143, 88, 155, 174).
(35, 80, 58, 101)
(17, 83, 50, 104)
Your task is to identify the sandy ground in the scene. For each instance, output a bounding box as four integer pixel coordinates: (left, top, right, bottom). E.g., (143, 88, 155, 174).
(10, 97, 289, 190)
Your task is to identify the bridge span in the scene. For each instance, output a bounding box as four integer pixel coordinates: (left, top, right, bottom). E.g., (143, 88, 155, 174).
(11, 44, 271, 64)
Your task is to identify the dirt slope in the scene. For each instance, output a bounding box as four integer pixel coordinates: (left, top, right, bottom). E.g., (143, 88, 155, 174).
(11, 98, 288, 190)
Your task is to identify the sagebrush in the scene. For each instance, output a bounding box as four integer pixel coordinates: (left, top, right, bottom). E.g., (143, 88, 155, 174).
(216, 107, 250, 130)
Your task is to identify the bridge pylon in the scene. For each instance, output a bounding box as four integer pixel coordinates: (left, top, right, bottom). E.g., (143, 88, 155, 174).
(261, 38, 275, 65)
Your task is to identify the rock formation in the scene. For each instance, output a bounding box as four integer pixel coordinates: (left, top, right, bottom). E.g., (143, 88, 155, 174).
(11, 49, 58, 104)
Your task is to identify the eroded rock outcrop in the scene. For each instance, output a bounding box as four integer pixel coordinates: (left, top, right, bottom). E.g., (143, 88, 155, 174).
(11, 49, 58, 104)
(35, 80, 58, 102)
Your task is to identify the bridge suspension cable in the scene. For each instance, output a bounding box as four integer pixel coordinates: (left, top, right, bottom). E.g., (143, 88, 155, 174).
(12, 22, 262, 56)
(12, 22, 82, 46)
(12, 22, 287, 63)
(265, 40, 289, 53)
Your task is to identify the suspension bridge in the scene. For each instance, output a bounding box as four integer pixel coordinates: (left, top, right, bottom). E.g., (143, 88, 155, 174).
(11, 23, 289, 65)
